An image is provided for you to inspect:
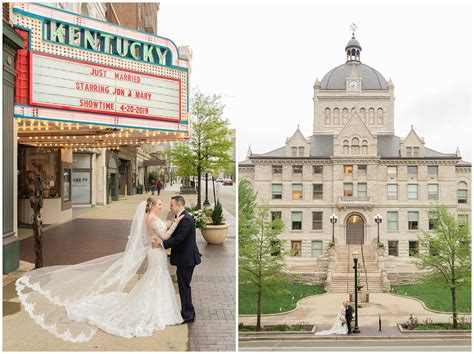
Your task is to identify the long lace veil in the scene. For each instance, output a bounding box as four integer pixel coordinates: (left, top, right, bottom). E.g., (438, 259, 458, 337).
(15, 201, 150, 342)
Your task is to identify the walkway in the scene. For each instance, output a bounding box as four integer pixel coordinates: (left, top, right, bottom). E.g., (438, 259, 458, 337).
(4, 185, 236, 351)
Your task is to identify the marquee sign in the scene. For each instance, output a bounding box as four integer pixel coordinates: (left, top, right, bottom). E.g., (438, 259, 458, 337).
(31, 52, 181, 121)
(12, 2, 190, 131)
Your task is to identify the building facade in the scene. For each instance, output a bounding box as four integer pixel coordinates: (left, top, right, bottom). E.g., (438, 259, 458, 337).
(239, 34, 471, 287)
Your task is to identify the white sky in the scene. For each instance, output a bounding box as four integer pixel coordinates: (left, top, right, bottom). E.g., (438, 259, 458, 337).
(159, 1, 472, 162)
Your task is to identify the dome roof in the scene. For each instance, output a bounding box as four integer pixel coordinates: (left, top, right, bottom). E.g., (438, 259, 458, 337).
(320, 63, 388, 90)
(345, 38, 361, 50)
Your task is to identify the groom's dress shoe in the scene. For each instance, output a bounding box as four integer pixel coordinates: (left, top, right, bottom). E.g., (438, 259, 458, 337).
(182, 316, 195, 324)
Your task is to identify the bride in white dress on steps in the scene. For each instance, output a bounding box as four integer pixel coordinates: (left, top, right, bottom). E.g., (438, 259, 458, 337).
(16, 196, 184, 343)
(314, 302, 348, 335)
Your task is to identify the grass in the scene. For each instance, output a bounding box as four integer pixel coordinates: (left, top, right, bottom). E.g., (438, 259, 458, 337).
(391, 283, 471, 313)
(239, 282, 325, 315)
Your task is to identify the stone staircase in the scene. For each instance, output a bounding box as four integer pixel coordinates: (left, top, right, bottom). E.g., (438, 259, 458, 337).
(328, 244, 384, 293)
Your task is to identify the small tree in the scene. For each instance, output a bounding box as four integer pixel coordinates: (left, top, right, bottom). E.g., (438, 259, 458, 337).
(166, 90, 233, 208)
(414, 206, 471, 328)
(239, 182, 287, 331)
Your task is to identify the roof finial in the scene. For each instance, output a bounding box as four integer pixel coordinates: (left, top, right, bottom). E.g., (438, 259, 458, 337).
(350, 23, 358, 39)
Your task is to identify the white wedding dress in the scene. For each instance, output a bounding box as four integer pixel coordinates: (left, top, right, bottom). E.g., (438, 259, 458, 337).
(15, 202, 183, 342)
(314, 305, 348, 335)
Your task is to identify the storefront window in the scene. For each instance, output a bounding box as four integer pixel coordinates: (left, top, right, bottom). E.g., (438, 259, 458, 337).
(63, 169, 71, 202)
(19, 146, 60, 199)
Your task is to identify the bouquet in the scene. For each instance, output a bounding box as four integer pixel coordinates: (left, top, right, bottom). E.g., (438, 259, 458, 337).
(340, 314, 346, 326)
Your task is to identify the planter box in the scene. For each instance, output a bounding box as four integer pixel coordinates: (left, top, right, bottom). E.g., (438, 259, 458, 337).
(397, 323, 471, 333)
(201, 223, 228, 244)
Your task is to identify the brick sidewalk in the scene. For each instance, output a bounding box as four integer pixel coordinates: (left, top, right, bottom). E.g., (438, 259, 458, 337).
(10, 188, 236, 351)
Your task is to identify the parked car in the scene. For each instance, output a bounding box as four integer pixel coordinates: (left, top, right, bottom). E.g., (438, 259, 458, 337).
(216, 178, 223, 183)
(223, 179, 233, 186)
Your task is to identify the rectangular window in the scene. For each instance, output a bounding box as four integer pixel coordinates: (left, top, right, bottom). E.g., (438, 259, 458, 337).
(271, 184, 282, 199)
(271, 211, 282, 222)
(298, 147, 305, 157)
(408, 211, 419, 230)
(292, 165, 303, 174)
(291, 241, 302, 257)
(458, 214, 468, 227)
(311, 240, 323, 257)
(292, 183, 303, 200)
(407, 184, 418, 200)
(428, 184, 439, 200)
(344, 183, 353, 197)
(344, 165, 353, 174)
(358, 165, 367, 175)
(313, 165, 323, 174)
(313, 184, 323, 200)
(388, 241, 399, 257)
(387, 211, 398, 231)
(291, 147, 297, 157)
(272, 165, 282, 174)
(408, 166, 418, 176)
(406, 147, 412, 157)
(387, 184, 398, 200)
(73, 153, 92, 169)
(428, 166, 438, 176)
(357, 183, 367, 198)
(458, 189, 467, 204)
(409, 241, 419, 256)
(312, 212, 323, 230)
(413, 147, 419, 157)
(387, 166, 397, 176)
(429, 212, 438, 230)
(292, 212, 302, 230)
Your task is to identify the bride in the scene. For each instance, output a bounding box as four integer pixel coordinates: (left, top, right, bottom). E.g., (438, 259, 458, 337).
(314, 302, 348, 335)
(15, 196, 184, 343)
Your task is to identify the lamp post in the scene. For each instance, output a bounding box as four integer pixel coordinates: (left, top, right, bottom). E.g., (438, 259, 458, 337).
(352, 250, 360, 333)
(330, 214, 338, 243)
(374, 213, 382, 244)
(203, 169, 210, 207)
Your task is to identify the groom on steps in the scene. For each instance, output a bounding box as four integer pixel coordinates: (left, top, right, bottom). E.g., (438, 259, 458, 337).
(152, 195, 202, 324)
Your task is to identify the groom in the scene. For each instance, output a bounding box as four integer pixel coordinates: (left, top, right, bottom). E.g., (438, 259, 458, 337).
(152, 195, 201, 323)
(344, 301, 353, 335)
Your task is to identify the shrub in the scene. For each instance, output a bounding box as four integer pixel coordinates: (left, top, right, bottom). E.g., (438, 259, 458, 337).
(211, 199, 225, 225)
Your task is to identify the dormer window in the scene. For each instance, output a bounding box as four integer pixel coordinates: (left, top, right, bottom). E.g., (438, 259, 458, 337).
(406, 147, 412, 157)
(299, 147, 305, 157)
(413, 147, 419, 157)
(292, 147, 297, 157)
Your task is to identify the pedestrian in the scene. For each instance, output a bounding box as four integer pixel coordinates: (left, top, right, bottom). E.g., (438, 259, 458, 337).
(156, 179, 162, 196)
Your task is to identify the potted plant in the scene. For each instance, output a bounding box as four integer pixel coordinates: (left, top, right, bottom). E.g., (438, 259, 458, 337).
(376, 242, 385, 256)
(327, 241, 336, 256)
(200, 200, 228, 244)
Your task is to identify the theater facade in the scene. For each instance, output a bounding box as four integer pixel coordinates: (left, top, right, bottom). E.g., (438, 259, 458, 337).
(4, 3, 191, 272)
(239, 34, 471, 290)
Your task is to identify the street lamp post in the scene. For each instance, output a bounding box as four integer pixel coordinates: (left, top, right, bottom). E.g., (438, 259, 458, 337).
(330, 214, 338, 243)
(352, 251, 360, 333)
(203, 169, 210, 207)
(374, 214, 382, 244)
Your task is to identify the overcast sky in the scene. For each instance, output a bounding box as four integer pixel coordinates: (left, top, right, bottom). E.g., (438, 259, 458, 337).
(159, 1, 472, 162)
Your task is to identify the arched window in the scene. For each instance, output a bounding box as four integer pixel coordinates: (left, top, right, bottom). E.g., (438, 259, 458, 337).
(356, 50, 360, 56)
(351, 137, 360, 155)
(368, 108, 375, 125)
(377, 108, 384, 125)
(359, 108, 366, 123)
(457, 182, 468, 204)
(362, 140, 368, 155)
(324, 108, 331, 125)
(334, 108, 340, 125)
(347, 50, 350, 55)
(342, 108, 349, 124)
(351, 49, 356, 56)
(343, 140, 349, 155)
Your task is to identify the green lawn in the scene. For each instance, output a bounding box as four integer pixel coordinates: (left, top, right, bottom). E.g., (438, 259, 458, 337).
(239, 283, 325, 315)
(391, 283, 471, 313)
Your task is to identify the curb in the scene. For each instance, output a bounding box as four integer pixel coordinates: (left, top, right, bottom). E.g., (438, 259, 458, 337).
(238, 333, 472, 341)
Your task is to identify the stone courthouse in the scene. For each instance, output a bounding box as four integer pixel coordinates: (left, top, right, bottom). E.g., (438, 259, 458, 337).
(239, 33, 471, 292)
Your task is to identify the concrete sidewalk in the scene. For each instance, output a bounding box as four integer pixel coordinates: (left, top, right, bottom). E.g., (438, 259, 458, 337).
(4, 187, 236, 351)
(239, 292, 462, 329)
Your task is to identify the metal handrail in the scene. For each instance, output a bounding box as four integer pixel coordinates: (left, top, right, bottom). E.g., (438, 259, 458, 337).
(360, 243, 369, 292)
(346, 245, 350, 293)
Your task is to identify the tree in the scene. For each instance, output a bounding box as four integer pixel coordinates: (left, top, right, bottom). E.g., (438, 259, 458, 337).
(414, 206, 471, 328)
(166, 90, 233, 208)
(238, 181, 288, 331)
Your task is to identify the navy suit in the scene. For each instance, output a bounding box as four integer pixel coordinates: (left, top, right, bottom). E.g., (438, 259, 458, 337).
(162, 211, 201, 319)
(345, 305, 353, 334)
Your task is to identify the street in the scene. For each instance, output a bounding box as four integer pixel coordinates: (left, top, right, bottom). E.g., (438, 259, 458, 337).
(239, 338, 471, 351)
(198, 181, 235, 216)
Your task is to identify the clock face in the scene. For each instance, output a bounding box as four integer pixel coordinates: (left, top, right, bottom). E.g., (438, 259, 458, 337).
(349, 80, 360, 91)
